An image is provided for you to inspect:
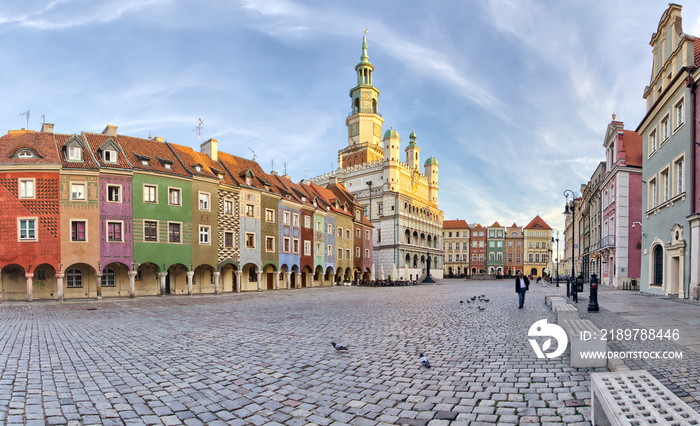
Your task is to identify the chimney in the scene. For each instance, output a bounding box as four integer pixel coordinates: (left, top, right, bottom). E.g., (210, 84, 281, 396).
(154, 136, 164, 142)
(102, 124, 118, 136)
(41, 123, 54, 133)
(200, 138, 218, 161)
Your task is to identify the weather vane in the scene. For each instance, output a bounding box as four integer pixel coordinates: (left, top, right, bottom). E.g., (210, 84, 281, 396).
(192, 118, 203, 144)
(20, 110, 30, 129)
(364, 29, 368, 35)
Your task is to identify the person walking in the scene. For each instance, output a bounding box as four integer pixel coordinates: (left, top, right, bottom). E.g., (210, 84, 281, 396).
(515, 271, 530, 309)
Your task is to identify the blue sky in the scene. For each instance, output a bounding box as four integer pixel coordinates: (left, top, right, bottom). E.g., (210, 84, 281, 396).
(2, 1, 700, 246)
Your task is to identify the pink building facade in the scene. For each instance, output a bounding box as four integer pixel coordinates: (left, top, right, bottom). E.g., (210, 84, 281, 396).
(599, 119, 643, 287)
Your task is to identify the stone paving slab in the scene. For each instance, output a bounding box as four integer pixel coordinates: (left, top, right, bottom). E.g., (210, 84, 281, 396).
(0, 280, 612, 424)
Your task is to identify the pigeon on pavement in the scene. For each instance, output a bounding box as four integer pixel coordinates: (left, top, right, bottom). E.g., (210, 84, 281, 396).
(331, 342, 348, 351)
(419, 353, 431, 368)
(478, 306, 486, 311)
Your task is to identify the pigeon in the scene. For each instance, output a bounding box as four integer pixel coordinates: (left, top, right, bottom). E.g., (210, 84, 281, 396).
(482, 298, 489, 303)
(419, 352, 431, 368)
(331, 342, 348, 351)
(460, 300, 463, 304)
(471, 296, 477, 301)
(478, 306, 486, 311)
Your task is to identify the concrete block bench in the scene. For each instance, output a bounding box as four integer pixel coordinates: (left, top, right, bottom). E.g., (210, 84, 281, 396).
(544, 292, 559, 306)
(549, 296, 567, 310)
(554, 303, 579, 323)
(561, 319, 607, 368)
(591, 370, 700, 425)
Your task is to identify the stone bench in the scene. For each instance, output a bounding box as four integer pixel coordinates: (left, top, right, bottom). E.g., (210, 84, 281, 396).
(560, 319, 607, 368)
(549, 296, 567, 310)
(554, 303, 579, 324)
(544, 292, 559, 306)
(591, 370, 700, 425)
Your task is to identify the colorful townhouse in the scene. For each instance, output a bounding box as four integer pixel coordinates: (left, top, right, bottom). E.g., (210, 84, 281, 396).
(486, 222, 505, 275)
(0, 128, 61, 301)
(598, 118, 643, 287)
(505, 224, 523, 277)
(268, 173, 304, 288)
(83, 127, 135, 298)
(523, 215, 552, 278)
(119, 135, 193, 296)
(443, 219, 470, 277)
(54, 131, 102, 299)
(638, 4, 697, 297)
(469, 224, 486, 274)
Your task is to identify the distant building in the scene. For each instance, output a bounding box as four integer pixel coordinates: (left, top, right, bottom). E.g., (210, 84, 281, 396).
(443, 220, 470, 277)
(486, 222, 505, 275)
(504, 224, 524, 277)
(469, 224, 486, 274)
(523, 215, 552, 278)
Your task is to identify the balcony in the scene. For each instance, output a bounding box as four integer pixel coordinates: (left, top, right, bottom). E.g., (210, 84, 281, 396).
(597, 235, 615, 250)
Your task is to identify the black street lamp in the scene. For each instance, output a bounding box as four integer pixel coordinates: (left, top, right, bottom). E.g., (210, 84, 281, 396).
(563, 189, 579, 302)
(552, 230, 560, 287)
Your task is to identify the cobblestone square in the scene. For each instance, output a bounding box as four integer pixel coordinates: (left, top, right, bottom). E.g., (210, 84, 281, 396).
(0, 280, 674, 425)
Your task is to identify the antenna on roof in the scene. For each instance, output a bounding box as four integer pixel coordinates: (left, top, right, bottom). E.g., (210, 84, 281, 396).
(248, 148, 257, 162)
(19, 110, 30, 129)
(305, 169, 307, 180)
(271, 159, 274, 172)
(193, 118, 203, 144)
(284, 162, 287, 175)
(41, 115, 46, 125)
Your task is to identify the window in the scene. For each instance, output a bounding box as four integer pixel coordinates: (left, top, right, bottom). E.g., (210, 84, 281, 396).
(346, 229, 351, 239)
(245, 204, 255, 217)
(338, 248, 343, 259)
(225, 200, 234, 215)
(18, 151, 34, 158)
(199, 226, 210, 244)
(463, 242, 467, 249)
(662, 115, 670, 141)
(529, 241, 533, 248)
(355, 247, 360, 258)
(516, 254, 521, 262)
(101, 268, 116, 287)
(535, 242, 540, 248)
(316, 220, 322, 231)
(18, 218, 37, 241)
(649, 130, 657, 155)
(304, 241, 311, 256)
(293, 239, 299, 254)
(337, 227, 343, 238)
(649, 177, 657, 209)
(107, 185, 121, 202)
(315, 242, 322, 256)
(508, 253, 513, 262)
(36, 270, 45, 280)
(68, 146, 82, 161)
(448, 232, 453, 238)
(283, 237, 291, 252)
(135, 270, 143, 281)
(66, 268, 82, 288)
(107, 222, 122, 242)
(356, 228, 360, 238)
(266, 236, 275, 252)
(610, 184, 615, 204)
(661, 168, 669, 202)
(144, 221, 158, 241)
(144, 185, 157, 203)
(225, 232, 234, 248)
(479, 254, 484, 262)
(265, 209, 275, 223)
(363, 206, 368, 217)
(328, 245, 333, 256)
(472, 241, 477, 248)
(71, 221, 86, 242)
(346, 249, 351, 259)
(535, 254, 540, 263)
(199, 192, 210, 211)
(472, 254, 477, 262)
(19, 179, 35, 199)
(103, 150, 117, 163)
(293, 214, 300, 227)
(529, 254, 533, 263)
(675, 99, 685, 128)
(168, 188, 181, 206)
(479, 241, 484, 248)
(675, 157, 685, 195)
(328, 224, 334, 234)
(378, 230, 382, 242)
(489, 253, 494, 261)
(169, 223, 181, 243)
(245, 233, 255, 249)
(304, 216, 311, 228)
(284, 211, 290, 225)
(71, 183, 86, 200)
(378, 203, 383, 215)
(542, 254, 547, 263)
(516, 241, 521, 248)
(497, 253, 503, 261)
(448, 242, 453, 250)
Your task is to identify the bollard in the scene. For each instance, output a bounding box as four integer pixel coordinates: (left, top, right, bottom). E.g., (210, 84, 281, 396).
(588, 273, 600, 312)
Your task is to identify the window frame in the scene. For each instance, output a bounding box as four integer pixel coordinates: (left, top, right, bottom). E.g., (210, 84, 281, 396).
(225, 200, 234, 215)
(67, 146, 82, 161)
(266, 236, 275, 252)
(66, 268, 83, 288)
(70, 220, 87, 242)
(675, 97, 685, 130)
(199, 225, 211, 245)
(245, 203, 255, 217)
(18, 178, 36, 199)
(103, 149, 118, 163)
(18, 217, 38, 241)
(199, 191, 211, 211)
(245, 232, 256, 249)
(144, 220, 158, 242)
(106, 221, 123, 242)
(224, 231, 235, 248)
(168, 222, 182, 243)
(168, 187, 182, 206)
(661, 114, 670, 142)
(70, 182, 87, 200)
(674, 154, 685, 196)
(106, 184, 121, 203)
(144, 184, 158, 203)
(265, 208, 275, 223)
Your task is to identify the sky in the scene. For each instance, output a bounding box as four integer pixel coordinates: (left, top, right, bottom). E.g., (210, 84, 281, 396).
(2, 0, 700, 257)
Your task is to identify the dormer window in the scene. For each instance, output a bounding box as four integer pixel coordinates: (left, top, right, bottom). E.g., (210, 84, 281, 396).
(103, 150, 117, 163)
(194, 165, 203, 173)
(18, 151, 34, 158)
(165, 163, 172, 170)
(68, 147, 82, 161)
(245, 176, 252, 185)
(141, 159, 150, 166)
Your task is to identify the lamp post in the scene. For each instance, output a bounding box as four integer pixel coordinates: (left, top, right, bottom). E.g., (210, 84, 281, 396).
(563, 189, 579, 302)
(552, 230, 560, 287)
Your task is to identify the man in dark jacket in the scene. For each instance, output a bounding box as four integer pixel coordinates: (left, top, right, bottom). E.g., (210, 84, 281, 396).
(515, 271, 530, 309)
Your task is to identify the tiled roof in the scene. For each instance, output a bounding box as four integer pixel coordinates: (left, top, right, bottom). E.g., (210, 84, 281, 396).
(490, 221, 501, 227)
(167, 143, 217, 179)
(217, 151, 268, 190)
(0, 130, 61, 165)
(82, 132, 132, 170)
(117, 135, 190, 177)
(443, 219, 469, 229)
(524, 215, 552, 230)
(53, 133, 100, 170)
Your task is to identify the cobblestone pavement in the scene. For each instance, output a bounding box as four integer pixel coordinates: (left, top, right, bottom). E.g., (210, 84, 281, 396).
(547, 283, 700, 411)
(0, 280, 607, 426)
